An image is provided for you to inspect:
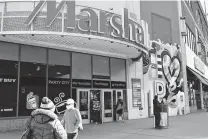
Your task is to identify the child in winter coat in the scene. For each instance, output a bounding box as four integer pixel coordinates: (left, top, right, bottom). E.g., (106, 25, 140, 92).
(21, 97, 67, 139)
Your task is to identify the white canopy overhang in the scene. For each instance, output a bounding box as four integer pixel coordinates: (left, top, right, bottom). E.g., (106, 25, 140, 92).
(0, 33, 144, 59)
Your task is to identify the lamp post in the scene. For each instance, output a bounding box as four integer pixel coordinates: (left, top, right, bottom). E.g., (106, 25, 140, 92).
(178, 0, 190, 114)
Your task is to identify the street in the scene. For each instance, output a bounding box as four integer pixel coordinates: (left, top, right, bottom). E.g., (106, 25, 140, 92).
(0, 111, 207, 139)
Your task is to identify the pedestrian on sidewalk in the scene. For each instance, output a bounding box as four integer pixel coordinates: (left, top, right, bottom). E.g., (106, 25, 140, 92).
(160, 98, 168, 128)
(90, 95, 101, 124)
(21, 97, 67, 139)
(61, 99, 83, 139)
(153, 95, 161, 129)
(116, 96, 124, 122)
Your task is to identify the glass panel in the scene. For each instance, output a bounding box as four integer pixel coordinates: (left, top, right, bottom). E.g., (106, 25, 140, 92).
(152, 13, 172, 43)
(104, 91, 112, 117)
(0, 60, 18, 117)
(72, 88, 77, 108)
(117, 91, 121, 99)
(48, 49, 71, 66)
(72, 53, 91, 79)
(20, 45, 47, 63)
(79, 91, 88, 119)
(90, 90, 101, 123)
(19, 45, 47, 116)
(93, 56, 109, 76)
(0, 42, 19, 61)
(48, 49, 71, 114)
(110, 58, 125, 81)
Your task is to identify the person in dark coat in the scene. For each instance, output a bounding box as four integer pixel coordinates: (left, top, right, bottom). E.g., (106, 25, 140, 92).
(116, 97, 124, 122)
(153, 95, 161, 129)
(21, 97, 67, 139)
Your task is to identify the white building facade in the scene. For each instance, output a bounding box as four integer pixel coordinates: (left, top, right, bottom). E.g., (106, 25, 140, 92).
(0, 0, 151, 131)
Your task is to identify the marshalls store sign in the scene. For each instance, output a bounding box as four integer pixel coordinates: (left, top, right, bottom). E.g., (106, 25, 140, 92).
(23, 0, 147, 50)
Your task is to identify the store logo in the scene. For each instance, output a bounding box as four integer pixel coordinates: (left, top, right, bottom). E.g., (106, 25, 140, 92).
(54, 93, 67, 114)
(0, 78, 16, 83)
(25, 0, 144, 46)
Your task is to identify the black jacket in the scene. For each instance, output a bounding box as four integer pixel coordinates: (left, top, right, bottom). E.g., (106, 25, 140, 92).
(153, 99, 161, 114)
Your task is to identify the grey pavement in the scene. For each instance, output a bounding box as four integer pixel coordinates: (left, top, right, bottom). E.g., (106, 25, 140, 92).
(0, 111, 208, 139)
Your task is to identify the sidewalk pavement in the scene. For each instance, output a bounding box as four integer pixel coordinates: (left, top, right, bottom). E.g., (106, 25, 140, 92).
(0, 111, 208, 139)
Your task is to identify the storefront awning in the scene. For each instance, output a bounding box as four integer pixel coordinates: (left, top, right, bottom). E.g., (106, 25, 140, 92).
(187, 67, 208, 86)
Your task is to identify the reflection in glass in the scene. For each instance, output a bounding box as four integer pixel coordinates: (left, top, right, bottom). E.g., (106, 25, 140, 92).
(104, 91, 112, 117)
(0, 60, 18, 117)
(47, 49, 71, 115)
(48, 65, 71, 108)
(19, 62, 46, 116)
(80, 91, 88, 119)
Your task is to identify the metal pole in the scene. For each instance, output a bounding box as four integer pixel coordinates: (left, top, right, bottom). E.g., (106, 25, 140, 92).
(177, 0, 190, 114)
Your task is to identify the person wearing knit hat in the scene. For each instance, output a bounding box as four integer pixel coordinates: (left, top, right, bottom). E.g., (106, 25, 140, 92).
(40, 97, 56, 111)
(21, 97, 67, 139)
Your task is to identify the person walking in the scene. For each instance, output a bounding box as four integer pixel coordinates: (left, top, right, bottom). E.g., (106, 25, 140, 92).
(116, 96, 124, 122)
(21, 97, 67, 139)
(91, 95, 101, 124)
(61, 99, 83, 139)
(153, 95, 161, 129)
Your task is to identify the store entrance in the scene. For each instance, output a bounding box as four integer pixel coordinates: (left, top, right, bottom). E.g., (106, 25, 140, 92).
(77, 89, 90, 124)
(102, 90, 113, 123)
(76, 89, 115, 124)
(90, 90, 102, 124)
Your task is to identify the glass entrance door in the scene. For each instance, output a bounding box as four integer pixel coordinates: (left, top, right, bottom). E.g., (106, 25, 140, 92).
(116, 90, 123, 101)
(102, 90, 113, 122)
(77, 89, 90, 124)
(90, 90, 102, 123)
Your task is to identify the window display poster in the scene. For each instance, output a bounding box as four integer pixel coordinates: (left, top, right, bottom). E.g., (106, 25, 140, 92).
(26, 92, 39, 109)
(48, 78, 70, 114)
(132, 78, 142, 107)
(19, 77, 46, 116)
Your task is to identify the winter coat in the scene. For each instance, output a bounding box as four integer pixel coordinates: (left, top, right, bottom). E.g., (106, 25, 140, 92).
(153, 99, 161, 114)
(23, 109, 67, 139)
(61, 108, 82, 134)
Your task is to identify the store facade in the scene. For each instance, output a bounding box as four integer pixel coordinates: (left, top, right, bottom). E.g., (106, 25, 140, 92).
(186, 43, 208, 111)
(0, 0, 150, 130)
(182, 0, 208, 113)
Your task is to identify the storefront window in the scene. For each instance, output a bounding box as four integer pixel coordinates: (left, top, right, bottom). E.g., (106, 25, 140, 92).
(48, 49, 71, 115)
(0, 42, 19, 117)
(19, 45, 47, 116)
(110, 58, 125, 81)
(93, 56, 109, 77)
(72, 53, 91, 79)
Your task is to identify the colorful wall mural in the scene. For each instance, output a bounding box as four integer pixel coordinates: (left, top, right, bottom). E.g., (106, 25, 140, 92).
(143, 39, 185, 116)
